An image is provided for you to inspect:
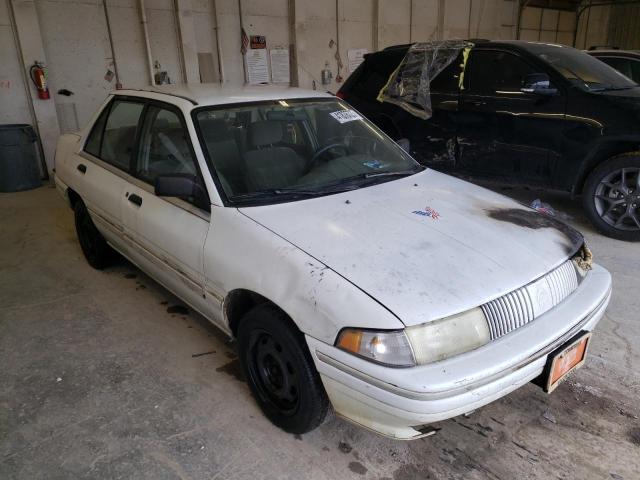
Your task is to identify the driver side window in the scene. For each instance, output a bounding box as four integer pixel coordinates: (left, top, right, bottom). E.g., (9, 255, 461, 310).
(136, 106, 198, 185)
(467, 50, 538, 94)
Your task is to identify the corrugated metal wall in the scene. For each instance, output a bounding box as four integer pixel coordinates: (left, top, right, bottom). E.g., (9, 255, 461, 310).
(607, 2, 640, 49)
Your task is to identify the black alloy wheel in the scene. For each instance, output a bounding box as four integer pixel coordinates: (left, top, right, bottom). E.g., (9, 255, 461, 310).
(583, 154, 640, 241)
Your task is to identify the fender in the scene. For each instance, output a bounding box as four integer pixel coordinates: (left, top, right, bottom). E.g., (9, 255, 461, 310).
(203, 206, 405, 345)
(570, 135, 640, 195)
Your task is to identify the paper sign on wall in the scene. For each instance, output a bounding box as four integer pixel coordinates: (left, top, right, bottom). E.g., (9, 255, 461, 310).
(348, 48, 368, 73)
(246, 48, 269, 84)
(270, 48, 290, 84)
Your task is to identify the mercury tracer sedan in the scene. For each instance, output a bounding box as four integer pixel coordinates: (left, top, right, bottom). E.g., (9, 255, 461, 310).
(54, 85, 612, 439)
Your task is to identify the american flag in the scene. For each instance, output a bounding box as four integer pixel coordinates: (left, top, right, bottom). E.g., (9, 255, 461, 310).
(425, 206, 440, 220)
(240, 28, 248, 55)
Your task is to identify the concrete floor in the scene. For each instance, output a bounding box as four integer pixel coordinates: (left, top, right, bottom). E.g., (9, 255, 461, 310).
(1, 183, 639, 480)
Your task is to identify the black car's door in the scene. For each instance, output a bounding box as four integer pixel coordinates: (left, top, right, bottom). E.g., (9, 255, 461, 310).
(398, 53, 463, 169)
(342, 49, 460, 167)
(457, 48, 567, 185)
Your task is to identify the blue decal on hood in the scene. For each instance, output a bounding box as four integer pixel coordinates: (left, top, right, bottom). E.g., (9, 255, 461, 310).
(412, 206, 440, 220)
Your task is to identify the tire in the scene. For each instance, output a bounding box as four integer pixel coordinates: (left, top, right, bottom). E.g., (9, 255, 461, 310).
(237, 304, 329, 434)
(582, 153, 640, 242)
(74, 200, 113, 269)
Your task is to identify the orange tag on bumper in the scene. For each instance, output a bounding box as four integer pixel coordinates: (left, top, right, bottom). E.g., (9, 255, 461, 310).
(546, 333, 591, 393)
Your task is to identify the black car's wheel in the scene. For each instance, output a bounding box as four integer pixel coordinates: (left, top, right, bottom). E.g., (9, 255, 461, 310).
(237, 304, 329, 434)
(583, 153, 640, 242)
(74, 200, 113, 269)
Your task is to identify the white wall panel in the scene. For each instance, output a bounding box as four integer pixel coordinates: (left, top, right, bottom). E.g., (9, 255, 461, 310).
(411, 0, 438, 41)
(1, 0, 616, 156)
(0, 0, 31, 125)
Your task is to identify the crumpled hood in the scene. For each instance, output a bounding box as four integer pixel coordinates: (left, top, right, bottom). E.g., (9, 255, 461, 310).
(240, 170, 583, 327)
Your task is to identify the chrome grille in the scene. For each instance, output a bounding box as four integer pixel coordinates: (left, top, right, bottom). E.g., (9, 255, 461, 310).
(481, 260, 579, 340)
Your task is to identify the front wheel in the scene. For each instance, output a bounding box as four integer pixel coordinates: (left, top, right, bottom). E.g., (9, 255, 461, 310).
(582, 153, 640, 241)
(237, 304, 329, 434)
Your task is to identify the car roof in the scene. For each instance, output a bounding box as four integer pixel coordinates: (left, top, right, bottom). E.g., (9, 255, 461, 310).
(381, 39, 569, 50)
(588, 49, 640, 56)
(113, 84, 334, 106)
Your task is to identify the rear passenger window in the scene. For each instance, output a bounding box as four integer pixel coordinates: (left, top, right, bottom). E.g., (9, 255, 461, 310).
(350, 50, 406, 99)
(136, 106, 197, 184)
(430, 53, 463, 93)
(84, 105, 109, 157)
(100, 101, 144, 170)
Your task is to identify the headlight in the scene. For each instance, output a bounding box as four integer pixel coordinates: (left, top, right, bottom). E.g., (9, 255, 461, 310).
(335, 329, 415, 367)
(335, 307, 490, 367)
(405, 307, 490, 364)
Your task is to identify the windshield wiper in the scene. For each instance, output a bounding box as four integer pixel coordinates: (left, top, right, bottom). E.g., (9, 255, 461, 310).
(230, 167, 424, 203)
(274, 184, 361, 195)
(230, 184, 360, 202)
(363, 168, 423, 178)
(320, 167, 424, 188)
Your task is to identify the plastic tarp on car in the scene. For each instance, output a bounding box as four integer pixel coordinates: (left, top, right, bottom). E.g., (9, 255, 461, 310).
(377, 40, 473, 119)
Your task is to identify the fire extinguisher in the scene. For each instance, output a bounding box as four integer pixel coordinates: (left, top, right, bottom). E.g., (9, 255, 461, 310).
(29, 61, 50, 100)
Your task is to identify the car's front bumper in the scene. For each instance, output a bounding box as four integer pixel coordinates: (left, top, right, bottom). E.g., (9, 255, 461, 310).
(307, 263, 612, 440)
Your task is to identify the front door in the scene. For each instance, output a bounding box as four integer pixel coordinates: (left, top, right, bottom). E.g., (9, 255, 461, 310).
(121, 102, 212, 316)
(457, 48, 567, 185)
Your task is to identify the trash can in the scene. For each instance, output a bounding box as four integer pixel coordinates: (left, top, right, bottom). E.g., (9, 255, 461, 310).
(0, 124, 42, 192)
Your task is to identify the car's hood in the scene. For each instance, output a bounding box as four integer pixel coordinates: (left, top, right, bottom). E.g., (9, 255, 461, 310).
(239, 170, 583, 327)
(592, 86, 640, 114)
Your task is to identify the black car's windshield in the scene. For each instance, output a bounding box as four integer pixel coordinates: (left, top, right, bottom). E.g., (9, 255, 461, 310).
(194, 99, 422, 205)
(526, 44, 638, 91)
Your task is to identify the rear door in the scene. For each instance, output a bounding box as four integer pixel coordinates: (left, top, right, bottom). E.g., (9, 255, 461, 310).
(457, 48, 567, 185)
(342, 48, 461, 168)
(121, 101, 212, 315)
(402, 54, 462, 168)
(76, 98, 145, 252)
(341, 48, 408, 139)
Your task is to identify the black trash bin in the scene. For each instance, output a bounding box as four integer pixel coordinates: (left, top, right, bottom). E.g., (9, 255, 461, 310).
(0, 124, 42, 192)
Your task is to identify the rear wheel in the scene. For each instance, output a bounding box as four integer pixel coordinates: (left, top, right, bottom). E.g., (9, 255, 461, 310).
(74, 200, 113, 269)
(237, 304, 329, 434)
(583, 153, 640, 241)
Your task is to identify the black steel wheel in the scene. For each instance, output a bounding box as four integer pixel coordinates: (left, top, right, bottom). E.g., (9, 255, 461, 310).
(74, 200, 113, 269)
(583, 153, 640, 241)
(237, 304, 329, 434)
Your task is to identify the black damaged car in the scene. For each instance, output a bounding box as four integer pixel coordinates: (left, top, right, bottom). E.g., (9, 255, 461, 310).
(338, 40, 640, 241)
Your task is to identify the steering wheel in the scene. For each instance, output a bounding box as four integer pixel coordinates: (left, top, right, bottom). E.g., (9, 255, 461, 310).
(307, 143, 349, 172)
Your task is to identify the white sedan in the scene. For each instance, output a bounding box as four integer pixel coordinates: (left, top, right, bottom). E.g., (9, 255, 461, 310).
(54, 85, 612, 440)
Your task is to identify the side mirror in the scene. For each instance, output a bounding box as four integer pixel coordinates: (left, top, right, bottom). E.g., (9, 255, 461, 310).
(521, 73, 558, 96)
(155, 174, 210, 211)
(397, 138, 411, 153)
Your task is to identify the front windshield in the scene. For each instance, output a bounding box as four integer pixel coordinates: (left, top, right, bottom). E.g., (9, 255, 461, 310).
(526, 44, 637, 91)
(194, 99, 422, 205)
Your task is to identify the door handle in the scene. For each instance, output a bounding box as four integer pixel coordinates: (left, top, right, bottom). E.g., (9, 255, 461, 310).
(128, 193, 143, 206)
(469, 100, 487, 107)
(77, 163, 87, 174)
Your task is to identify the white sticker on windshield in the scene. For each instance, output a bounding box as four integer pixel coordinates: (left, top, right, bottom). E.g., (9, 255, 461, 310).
(330, 109, 363, 124)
